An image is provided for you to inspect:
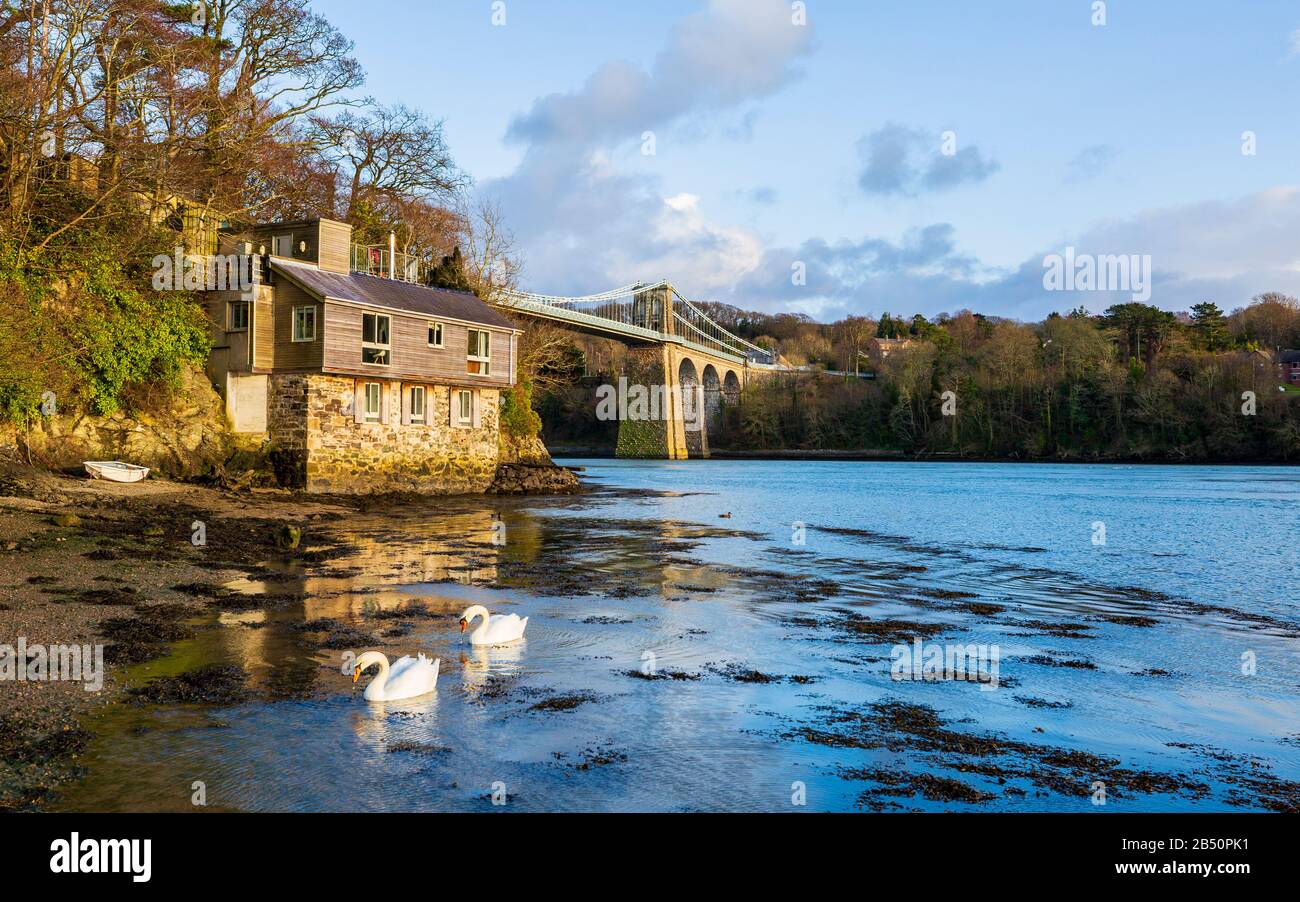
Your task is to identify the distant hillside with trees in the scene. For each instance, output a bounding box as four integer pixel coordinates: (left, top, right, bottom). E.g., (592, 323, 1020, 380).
(540, 295, 1300, 462)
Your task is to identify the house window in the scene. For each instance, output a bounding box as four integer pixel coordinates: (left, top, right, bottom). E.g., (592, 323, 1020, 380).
(363, 382, 382, 423)
(467, 329, 491, 375)
(428, 322, 444, 348)
(292, 306, 316, 342)
(271, 234, 293, 258)
(456, 389, 474, 427)
(362, 313, 391, 365)
(408, 386, 426, 424)
(228, 300, 249, 331)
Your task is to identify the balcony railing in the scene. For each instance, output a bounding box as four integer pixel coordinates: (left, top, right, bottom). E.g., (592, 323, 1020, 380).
(351, 244, 424, 284)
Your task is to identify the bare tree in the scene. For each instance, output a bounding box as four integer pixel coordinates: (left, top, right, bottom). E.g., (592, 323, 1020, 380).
(309, 103, 463, 225)
(458, 193, 522, 303)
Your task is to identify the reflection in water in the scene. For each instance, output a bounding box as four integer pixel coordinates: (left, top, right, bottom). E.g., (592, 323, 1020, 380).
(54, 462, 1300, 813)
(458, 642, 527, 695)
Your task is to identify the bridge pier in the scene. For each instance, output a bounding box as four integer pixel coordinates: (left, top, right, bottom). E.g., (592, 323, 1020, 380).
(616, 345, 689, 459)
(614, 344, 730, 460)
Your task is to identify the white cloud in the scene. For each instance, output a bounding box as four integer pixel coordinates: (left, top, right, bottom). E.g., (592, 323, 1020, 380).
(505, 0, 812, 149)
(722, 187, 1300, 321)
(488, 0, 812, 296)
(487, 5, 1300, 323)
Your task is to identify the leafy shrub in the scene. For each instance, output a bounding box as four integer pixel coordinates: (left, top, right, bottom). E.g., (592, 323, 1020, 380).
(0, 236, 210, 424)
(500, 373, 543, 438)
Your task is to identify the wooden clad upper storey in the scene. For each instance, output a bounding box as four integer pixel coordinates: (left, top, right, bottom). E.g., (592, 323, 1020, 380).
(220, 218, 352, 274)
(206, 217, 521, 388)
(269, 262, 520, 388)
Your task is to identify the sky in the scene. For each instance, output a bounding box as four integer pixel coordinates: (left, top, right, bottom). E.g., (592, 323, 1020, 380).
(311, 0, 1300, 322)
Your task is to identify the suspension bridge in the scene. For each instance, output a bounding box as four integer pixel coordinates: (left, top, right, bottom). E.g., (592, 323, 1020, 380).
(492, 281, 782, 459)
(494, 281, 777, 366)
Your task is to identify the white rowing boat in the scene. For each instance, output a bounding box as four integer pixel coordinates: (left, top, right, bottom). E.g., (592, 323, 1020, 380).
(84, 461, 150, 483)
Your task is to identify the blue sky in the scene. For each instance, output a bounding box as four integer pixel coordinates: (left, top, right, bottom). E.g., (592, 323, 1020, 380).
(313, 0, 1300, 321)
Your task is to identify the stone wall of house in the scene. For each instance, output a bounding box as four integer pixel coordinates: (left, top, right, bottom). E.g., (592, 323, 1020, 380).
(266, 374, 310, 487)
(300, 374, 501, 495)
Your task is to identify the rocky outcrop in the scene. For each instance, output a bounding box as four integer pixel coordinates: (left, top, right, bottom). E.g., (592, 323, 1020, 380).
(489, 462, 581, 494)
(491, 431, 582, 494)
(0, 365, 231, 479)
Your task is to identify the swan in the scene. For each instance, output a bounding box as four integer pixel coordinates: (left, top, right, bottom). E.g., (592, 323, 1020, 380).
(352, 651, 440, 701)
(459, 605, 528, 646)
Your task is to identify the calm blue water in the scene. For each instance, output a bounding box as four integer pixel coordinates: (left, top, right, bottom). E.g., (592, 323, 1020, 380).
(57, 461, 1300, 812)
(563, 460, 1299, 618)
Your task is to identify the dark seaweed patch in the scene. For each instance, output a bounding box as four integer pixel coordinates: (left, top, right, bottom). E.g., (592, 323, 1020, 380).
(528, 691, 601, 713)
(129, 665, 250, 705)
(1020, 654, 1096, 670)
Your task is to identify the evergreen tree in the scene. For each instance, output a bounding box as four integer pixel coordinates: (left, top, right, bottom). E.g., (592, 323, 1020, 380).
(425, 247, 474, 293)
(1190, 301, 1230, 351)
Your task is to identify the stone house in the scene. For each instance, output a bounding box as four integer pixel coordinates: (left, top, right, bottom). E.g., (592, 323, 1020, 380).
(201, 217, 522, 494)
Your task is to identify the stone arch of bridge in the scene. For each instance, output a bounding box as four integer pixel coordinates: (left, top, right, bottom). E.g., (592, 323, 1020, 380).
(701, 364, 722, 433)
(677, 356, 707, 458)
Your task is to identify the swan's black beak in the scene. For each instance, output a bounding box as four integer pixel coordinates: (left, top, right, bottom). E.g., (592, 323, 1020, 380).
(458, 618, 467, 633)
(352, 666, 361, 684)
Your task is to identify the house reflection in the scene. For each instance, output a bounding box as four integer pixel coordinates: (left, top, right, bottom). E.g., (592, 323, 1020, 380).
(207, 507, 528, 698)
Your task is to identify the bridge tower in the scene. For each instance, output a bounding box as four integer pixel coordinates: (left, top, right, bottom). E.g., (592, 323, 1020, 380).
(631, 283, 673, 333)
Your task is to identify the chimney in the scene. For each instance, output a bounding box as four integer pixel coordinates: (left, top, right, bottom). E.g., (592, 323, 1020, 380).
(316, 218, 354, 274)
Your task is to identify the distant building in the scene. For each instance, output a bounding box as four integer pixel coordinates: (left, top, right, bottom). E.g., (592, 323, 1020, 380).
(870, 337, 913, 360)
(201, 217, 521, 495)
(1280, 350, 1300, 386)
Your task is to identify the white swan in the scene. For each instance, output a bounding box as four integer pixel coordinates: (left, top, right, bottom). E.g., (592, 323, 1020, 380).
(352, 651, 440, 701)
(459, 605, 528, 646)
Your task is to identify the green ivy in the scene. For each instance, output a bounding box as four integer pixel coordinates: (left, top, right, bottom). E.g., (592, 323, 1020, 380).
(500, 373, 543, 438)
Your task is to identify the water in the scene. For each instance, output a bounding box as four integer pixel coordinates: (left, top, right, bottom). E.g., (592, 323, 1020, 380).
(56, 461, 1300, 812)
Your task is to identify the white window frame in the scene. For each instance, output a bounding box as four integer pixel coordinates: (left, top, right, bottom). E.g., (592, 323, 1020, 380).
(292, 305, 316, 342)
(409, 385, 426, 425)
(271, 234, 293, 258)
(428, 322, 445, 348)
(467, 329, 491, 376)
(455, 389, 474, 427)
(363, 382, 383, 424)
(227, 300, 250, 332)
(362, 312, 391, 366)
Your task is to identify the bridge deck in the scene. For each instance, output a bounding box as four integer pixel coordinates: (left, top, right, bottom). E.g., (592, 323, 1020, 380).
(494, 282, 770, 368)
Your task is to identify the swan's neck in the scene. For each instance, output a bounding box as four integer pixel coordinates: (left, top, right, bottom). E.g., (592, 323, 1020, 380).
(368, 655, 390, 698)
(470, 612, 488, 643)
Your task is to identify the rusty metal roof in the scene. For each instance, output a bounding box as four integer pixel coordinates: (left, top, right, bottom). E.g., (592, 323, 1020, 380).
(271, 263, 519, 331)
